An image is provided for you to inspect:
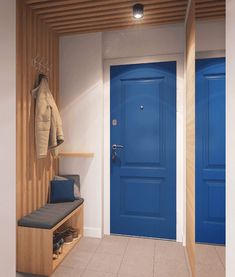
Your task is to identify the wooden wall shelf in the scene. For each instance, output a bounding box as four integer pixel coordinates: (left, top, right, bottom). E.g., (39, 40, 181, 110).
(59, 152, 94, 158)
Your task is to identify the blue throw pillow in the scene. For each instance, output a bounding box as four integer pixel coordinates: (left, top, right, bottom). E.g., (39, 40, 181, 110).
(50, 180, 75, 203)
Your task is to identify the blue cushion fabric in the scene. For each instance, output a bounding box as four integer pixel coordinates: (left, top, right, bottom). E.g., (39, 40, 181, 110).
(50, 179, 75, 203)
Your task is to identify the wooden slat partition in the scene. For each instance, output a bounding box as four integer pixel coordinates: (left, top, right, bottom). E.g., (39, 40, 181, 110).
(185, 0, 196, 276)
(16, 1, 59, 220)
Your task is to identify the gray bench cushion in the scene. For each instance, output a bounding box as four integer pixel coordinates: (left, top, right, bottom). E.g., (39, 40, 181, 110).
(18, 198, 84, 229)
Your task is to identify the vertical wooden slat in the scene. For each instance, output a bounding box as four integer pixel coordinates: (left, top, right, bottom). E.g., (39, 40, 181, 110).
(26, 7, 32, 214)
(22, 4, 28, 217)
(16, 0, 23, 221)
(16, 2, 59, 220)
(31, 8, 37, 212)
(185, 0, 196, 276)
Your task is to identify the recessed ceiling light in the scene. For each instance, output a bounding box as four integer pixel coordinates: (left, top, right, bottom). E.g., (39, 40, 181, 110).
(133, 3, 144, 19)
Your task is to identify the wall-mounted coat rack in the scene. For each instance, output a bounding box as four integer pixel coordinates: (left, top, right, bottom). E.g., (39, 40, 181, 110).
(32, 55, 53, 74)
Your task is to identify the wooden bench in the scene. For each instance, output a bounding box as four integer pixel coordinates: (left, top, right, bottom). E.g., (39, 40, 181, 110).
(17, 199, 84, 276)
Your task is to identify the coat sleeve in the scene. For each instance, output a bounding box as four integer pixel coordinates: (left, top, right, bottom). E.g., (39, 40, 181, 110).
(35, 94, 51, 159)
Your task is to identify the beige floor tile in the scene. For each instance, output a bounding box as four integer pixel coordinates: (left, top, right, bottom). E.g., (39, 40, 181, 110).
(51, 265, 84, 277)
(87, 252, 123, 274)
(118, 271, 152, 277)
(61, 249, 93, 268)
(82, 269, 117, 277)
(155, 240, 186, 263)
(154, 259, 189, 277)
(215, 246, 225, 267)
(76, 237, 101, 253)
(118, 257, 154, 277)
(196, 244, 222, 266)
(16, 236, 192, 277)
(196, 263, 225, 277)
(125, 237, 155, 258)
(96, 235, 129, 255)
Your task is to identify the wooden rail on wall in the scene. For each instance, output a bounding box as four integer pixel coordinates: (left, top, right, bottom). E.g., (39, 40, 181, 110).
(185, 0, 196, 276)
(16, 0, 59, 220)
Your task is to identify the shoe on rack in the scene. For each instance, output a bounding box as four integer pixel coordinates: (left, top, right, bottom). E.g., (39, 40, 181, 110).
(64, 232, 73, 244)
(68, 227, 79, 240)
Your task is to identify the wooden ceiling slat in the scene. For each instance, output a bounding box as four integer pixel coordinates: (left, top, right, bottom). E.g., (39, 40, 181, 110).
(57, 17, 185, 35)
(35, 0, 131, 14)
(29, 0, 183, 10)
(38, 1, 187, 19)
(25, 0, 52, 4)
(33, 0, 184, 14)
(29, 0, 91, 8)
(24, 0, 225, 36)
(196, 14, 225, 20)
(195, 2, 225, 9)
(44, 3, 187, 24)
(196, 6, 225, 13)
(49, 6, 187, 28)
(52, 11, 186, 31)
(55, 16, 185, 32)
(196, 11, 225, 17)
(195, 0, 225, 5)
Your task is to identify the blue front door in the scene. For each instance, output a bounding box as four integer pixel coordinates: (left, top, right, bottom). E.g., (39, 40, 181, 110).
(196, 58, 225, 244)
(110, 62, 176, 239)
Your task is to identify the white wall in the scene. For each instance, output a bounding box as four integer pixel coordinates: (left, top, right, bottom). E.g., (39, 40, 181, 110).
(196, 20, 225, 52)
(226, 1, 235, 276)
(103, 24, 184, 59)
(59, 33, 103, 237)
(0, 0, 16, 276)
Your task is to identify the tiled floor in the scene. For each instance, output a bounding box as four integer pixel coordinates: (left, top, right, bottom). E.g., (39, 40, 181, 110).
(16, 235, 190, 277)
(196, 244, 225, 277)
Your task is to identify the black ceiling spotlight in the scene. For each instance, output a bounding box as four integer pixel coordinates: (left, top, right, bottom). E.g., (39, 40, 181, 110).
(133, 3, 144, 19)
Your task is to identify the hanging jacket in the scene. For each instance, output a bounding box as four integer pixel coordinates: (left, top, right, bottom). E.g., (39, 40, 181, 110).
(32, 78, 64, 159)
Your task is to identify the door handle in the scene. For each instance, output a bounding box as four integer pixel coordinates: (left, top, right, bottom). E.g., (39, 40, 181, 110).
(112, 144, 124, 150)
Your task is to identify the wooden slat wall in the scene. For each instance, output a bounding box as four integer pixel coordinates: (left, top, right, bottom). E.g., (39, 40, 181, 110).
(185, 0, 196, 276)
(16, 1, 59, 220)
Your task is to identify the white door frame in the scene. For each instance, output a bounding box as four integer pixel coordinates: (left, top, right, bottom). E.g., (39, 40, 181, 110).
(103, 54, 185, 242)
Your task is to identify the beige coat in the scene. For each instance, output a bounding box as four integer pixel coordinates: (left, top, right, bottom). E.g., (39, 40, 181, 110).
(32, 78, 64, 159)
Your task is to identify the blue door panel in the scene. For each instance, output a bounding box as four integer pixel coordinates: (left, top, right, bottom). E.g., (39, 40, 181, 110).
(110, 62, 176, 239)
(196, 58, 225, 244)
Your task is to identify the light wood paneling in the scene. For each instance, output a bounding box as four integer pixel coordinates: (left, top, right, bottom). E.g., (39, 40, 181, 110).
(185, 0, 196, 276)
(23, 0, 224, 35)
(24, 0, 188, 35)
(196, 0, 225, 19)
(16, 1, 59, 220)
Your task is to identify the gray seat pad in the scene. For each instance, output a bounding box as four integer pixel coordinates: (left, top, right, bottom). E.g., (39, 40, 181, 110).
(18, 198, 84, 229)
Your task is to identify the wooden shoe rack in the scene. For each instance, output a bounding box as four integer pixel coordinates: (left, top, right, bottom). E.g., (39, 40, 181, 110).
(17, 203, 84, 276)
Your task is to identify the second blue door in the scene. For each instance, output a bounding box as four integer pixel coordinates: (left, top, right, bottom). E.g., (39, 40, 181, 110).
(110, 62, 176, 239)
(196, 58, 225, 244)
